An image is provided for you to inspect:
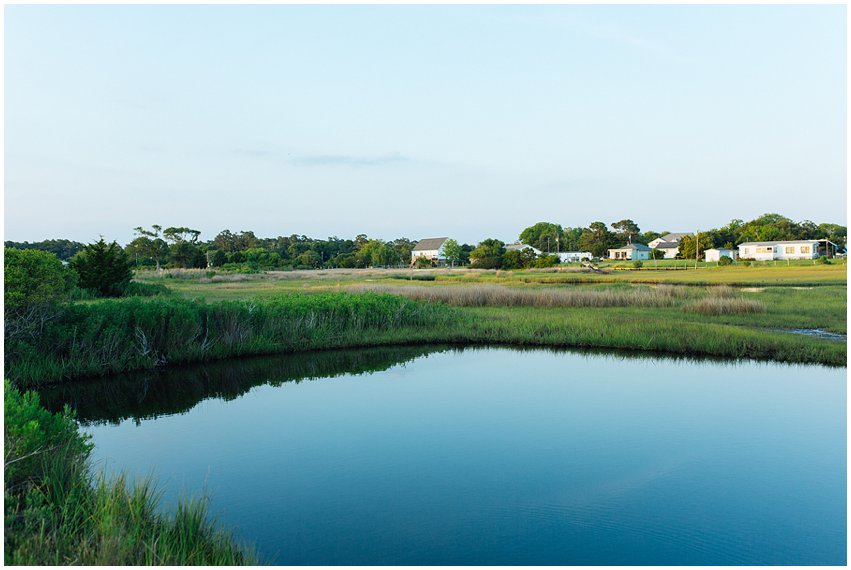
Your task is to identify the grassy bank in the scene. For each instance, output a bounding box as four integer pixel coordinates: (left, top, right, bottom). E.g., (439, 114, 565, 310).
(4, 381, 257, 565)
(5, 283, 846, 389)
(6, 292, 457, 387)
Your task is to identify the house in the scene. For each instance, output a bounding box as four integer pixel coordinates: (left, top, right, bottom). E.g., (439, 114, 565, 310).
(704, 248, 737, 263)
(411, 237, 449, 265)
(608, 243, 651, 261)
(505, 243, 542, 255)
(737, 240, 837, 261)
(648, 232, 692, 259)
(556, 251, 593, 263)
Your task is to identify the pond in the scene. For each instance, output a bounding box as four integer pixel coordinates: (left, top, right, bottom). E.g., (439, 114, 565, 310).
(40, 346, 846, 565)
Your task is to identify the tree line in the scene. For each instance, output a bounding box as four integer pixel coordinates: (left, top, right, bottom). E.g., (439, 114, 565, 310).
(5, 213, 846, 274)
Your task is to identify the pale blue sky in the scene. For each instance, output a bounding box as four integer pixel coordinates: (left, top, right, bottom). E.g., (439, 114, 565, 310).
(5, 4, 846, 245)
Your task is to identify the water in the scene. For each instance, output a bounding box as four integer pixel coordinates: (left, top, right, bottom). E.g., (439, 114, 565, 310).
(41, 347, 846, 565)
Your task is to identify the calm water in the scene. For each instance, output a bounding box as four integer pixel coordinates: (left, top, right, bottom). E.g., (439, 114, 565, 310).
(42, 347, 846, 565)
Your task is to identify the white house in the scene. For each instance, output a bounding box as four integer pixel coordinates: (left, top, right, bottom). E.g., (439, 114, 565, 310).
(648, 232, 692, 259)
(608, 243, 651, 261)
(505, 243, 542, 255)
(737, 240, 833, 261)
(556, 251, 593, 263)
(411, 237, 449, 265)
(704, 248, 737, 263)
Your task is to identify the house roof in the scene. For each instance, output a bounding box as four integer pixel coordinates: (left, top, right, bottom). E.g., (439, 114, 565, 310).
(412, 237, 449, 251)
(654, 242, 680, 249)
(505, 243, 540, 253)
(660, 232, 693, 242)
(609, 243, 651, 251)
(738, 240, 821, 246)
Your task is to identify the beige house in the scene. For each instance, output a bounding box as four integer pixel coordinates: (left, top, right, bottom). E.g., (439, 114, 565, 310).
(411, 237, 449, 266)
(738, 240, 835, 261)
(648, 232, 692, 259)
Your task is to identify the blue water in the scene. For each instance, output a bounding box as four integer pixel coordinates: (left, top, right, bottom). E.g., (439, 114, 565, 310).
(59, 347, 846, 565)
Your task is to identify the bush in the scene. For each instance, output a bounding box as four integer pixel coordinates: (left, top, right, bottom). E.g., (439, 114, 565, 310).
(816, 256, 831, 265)
(632, 260, 644, 269)
(718, 255, 733, 266)
(69, 239, 133, 297)
(4, 248, 70, 310)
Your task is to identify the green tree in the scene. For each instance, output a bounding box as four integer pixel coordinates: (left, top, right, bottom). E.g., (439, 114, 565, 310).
(519, 222, 563, 253)
(611, 219, 641, 245)
(131, 225, 169, 270)
(579, 222, 616, 258)
(69, 239, 133, 297)
(4, 248, 70, 311)
(533, 254, 560, 268)
(443, 239, 462, 267)
(677, 233, 714, 260)
(560, 227, 584, 251)
(470, 239, 505, 269)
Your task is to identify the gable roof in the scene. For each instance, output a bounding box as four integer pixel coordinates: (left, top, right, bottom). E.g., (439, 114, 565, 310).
(654, 242, 680, 249)
(412, 237, 449, 251)
(609, 243, 651, 251)
(505, 243, 541, 253)
(660, 232, 693, 242)
(738, 240, 820, 247)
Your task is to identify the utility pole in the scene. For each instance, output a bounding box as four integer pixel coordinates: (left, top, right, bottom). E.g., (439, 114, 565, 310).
(694, 230, 699, 270)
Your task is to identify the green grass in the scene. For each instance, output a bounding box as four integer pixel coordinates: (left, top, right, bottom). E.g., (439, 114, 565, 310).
(4, 381, 257, 565)
(6, 267, 845, 388)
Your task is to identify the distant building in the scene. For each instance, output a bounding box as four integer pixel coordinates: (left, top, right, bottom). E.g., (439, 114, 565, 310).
(556, 251, 593, 263)
(505, 243, 542, 255)
(411, 237, 449, 266)
(738, 240, 836, 261)
(704, 248, 737, 263)
(648, 232, 693, 259)
(608, 243, 651, 261)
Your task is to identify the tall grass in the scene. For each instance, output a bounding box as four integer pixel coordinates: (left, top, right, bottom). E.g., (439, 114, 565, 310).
(4, 381, 257, 565)
(350, 283, 688, 308)
(5, 293, 456, 387)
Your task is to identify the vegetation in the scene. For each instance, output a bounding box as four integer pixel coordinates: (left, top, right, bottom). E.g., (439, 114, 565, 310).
(4, 248, 73, 310)
(4, 381, 257, 565)
(5, 293, 457, 387)
(69, 239, 133, 297)
(3, 239, 86, 261)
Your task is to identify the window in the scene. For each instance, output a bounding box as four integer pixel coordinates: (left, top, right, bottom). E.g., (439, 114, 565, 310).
(785, 246, 795, 254)
(757, 247, 774, 254)
(800, 246, 810, 254)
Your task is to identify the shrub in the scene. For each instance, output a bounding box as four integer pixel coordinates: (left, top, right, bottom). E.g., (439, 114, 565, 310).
(632, 260, 644, 269)
(4, 248, 70, 310)
(69, 239, 133, 297)
(718, 255, 733, 266)
(815, 256, 831, 265)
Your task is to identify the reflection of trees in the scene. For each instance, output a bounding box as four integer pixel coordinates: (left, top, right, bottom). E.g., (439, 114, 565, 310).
(38, 345, 447, 426)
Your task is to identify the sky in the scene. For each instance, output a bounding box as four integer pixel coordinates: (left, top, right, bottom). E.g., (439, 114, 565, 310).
(4, 4, 847, 246)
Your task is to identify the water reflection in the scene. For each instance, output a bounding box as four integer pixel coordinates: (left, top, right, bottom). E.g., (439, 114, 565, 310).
(39, 345, 444, 425)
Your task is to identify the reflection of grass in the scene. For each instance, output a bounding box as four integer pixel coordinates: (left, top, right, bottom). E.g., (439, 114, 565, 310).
(39, 344, 446, 425)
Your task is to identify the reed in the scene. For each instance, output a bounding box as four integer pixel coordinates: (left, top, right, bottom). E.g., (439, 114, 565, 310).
(349, 283, 688, 308)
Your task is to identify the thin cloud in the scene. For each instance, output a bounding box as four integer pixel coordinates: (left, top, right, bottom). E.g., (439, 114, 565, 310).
(291, 153, 409, 167)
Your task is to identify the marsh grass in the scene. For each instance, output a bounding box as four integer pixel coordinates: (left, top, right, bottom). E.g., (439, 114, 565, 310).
(350, 283, 689, 308)
(5, 293, 457, 387)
